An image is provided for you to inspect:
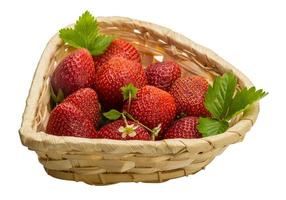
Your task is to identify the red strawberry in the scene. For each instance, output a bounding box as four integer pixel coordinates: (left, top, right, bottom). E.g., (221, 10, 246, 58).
(145, 61, 181, 91)
(170, 76, 211, 117)
(125, 85, 176, 138)
(51, 48, 96, 96)
(63, 88, 100, 126)
(95, 57, 147, 110)
(164, 116, 202, 139)
(93, 39, 141, 70)
(98, 119, 150, 140)
(46, 102, 97, 138)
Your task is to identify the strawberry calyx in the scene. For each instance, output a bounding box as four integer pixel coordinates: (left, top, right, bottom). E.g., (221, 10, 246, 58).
(59, 11, 114, 56)
(121, 83, 138, 112)
(50, 85, 65, 109)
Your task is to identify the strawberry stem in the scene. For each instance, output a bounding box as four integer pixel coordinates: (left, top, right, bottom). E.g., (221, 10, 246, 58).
(121, 113, 129, 127)
(127, 91, 132, 112)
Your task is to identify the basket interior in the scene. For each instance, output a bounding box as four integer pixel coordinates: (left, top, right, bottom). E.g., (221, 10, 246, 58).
(33, 20, 243, 135)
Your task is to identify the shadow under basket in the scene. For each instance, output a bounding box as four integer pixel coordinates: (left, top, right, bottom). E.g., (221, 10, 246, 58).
(19, 17, 259, 185)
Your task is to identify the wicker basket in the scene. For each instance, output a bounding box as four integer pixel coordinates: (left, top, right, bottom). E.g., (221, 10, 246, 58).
(19, 17, 259, 185)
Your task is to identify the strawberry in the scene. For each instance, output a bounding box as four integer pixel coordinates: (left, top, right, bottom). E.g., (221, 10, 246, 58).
(93, 39, 141, 70)
(63, 88, 100, 126)
(98, 119, 150, 140)
(46, 102, 97, 138)
(125, 85, 176, 138)
(145, 61, 181, 91)
(170, 76, 211, 117)
(95, 57, 147, 110)
(164, 116, 202, 139)
(51, 48, 96, 96)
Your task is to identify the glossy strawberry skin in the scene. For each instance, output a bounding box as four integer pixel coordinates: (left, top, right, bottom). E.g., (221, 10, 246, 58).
(98, 120, 151, 140)
(125, 86, 176, 138)
(93, 39, 141, 70)
(164, 116, 201, 139)
(95, 57, 147, 110)
(145, 61, 181, 91)
(46, 102, 97, 138)
(170, 76, 211, 117)
(51, 48, 96, 96)
(63, 88, 100, 126)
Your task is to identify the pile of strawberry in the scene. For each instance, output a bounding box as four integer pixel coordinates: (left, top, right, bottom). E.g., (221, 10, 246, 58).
(46, 11, 267, 141)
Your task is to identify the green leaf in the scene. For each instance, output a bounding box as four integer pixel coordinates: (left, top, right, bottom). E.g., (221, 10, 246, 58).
(103, 109, 122, 120)
(121, 84, 138, 101)
(59, 28, 84, 49)
(59, 10, 113, 55)
(204, 73, 237, 120)
(197, 118, 229, 137)
(226, 87, 268, 120)
(199, 72, 267, 138)
(74, 11, 99, 41)
(89, 35, 114, 56)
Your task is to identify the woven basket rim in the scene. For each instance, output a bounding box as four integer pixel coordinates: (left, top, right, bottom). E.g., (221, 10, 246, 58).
(19, 16, 259, 154)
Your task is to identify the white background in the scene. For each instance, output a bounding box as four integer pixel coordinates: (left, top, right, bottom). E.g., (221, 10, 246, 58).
(0, 0, 285, 199)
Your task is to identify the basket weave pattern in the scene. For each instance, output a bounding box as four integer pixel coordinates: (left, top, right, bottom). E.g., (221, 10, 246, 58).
(20, 17, 259, 185)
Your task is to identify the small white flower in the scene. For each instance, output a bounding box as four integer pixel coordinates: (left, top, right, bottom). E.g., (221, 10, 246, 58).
(118, 124, 139, 138)
(118, 126, 126, 133)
